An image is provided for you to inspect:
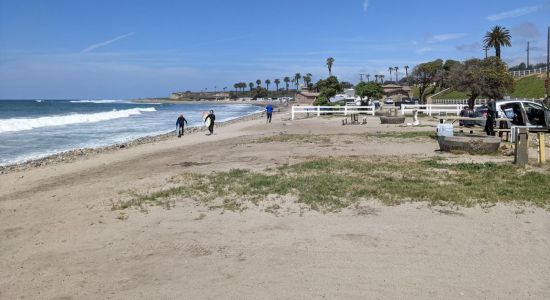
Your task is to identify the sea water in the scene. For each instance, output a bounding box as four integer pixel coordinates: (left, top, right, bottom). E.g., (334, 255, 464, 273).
(0, 100, 262, 166)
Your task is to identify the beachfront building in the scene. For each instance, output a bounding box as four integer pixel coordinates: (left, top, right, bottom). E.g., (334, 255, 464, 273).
(294, 91, 320, 105)
(382, 84, 412, 103)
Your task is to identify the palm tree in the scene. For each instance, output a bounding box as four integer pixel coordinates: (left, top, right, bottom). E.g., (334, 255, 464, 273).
(274, 79, 281, 93)
(394, 66, 399, 82)
(249, 82, 254, 92)
(240, 82, 246, 94)
(483, 25, 512, 59)
(256, 79, 261, 88)
(380, 75, 385, 84)
(294, 73, 301, 90)
(233, 83, 238, 93)
(223, 87, 227, 92)
(284, 77, 290, 91)
(326, 57, 335, 76)
(265, 79, 271, 91)
(404, 66, 409, 78)
(374, 75, 379, 83)
(388, 67, 393, 82)
(303, 73, 312, 88)
(366, 74, 371, 82)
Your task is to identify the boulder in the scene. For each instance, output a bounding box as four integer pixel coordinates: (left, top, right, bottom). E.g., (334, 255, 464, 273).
(379, 116, 406, 124)
(437, 135, 501, 154)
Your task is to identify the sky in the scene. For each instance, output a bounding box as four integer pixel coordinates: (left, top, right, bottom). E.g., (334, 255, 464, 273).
(0, 0, 549, 99)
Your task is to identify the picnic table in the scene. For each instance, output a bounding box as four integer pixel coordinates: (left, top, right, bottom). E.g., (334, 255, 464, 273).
(436, 116, 511, 124)
(437, 116, 513, 140)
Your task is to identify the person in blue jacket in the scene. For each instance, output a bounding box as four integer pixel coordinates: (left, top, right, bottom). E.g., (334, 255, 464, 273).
(265, 104, 274, 123)
(176, 114, 188, 137)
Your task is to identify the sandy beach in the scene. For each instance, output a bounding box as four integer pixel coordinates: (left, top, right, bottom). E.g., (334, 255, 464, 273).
(1, 113, 549, 299)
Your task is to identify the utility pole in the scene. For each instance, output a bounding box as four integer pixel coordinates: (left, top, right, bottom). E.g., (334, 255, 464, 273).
(359, 73, 364, 82)
(546, 26, 549, 101)
(483, 46, 489, 58)
(526, 41, 530, 69)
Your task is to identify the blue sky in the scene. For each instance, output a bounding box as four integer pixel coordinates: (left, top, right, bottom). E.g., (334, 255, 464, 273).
(0, 0, 549, 99)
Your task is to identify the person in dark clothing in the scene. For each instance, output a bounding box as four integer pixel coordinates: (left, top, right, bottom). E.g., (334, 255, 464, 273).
(176, 114, 188, 137)
(484, 99, 496, 136)
(265, 104, 274, 123)
(205, 110, 215, 135)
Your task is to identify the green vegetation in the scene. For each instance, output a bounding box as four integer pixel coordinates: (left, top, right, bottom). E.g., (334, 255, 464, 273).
(326, 57, 335, 76)
(370, 131, 436, 139)
(483, 25, 512, 59)
(511, 75, 545, 99)
(254, 134, 331, 144)
(432, 89, 468, 99)
(355, 81, 383, 105)
(115, 158, 550, 213)
(433, 74, 545, 100)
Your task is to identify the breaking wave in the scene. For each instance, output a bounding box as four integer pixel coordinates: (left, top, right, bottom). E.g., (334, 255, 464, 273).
(0, 107, 157, 133)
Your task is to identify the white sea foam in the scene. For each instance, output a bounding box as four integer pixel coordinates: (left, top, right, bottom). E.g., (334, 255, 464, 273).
(0, 107, 157, 133)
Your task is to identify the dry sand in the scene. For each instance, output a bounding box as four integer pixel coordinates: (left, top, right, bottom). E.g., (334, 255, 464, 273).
(1, 114, 549, 299)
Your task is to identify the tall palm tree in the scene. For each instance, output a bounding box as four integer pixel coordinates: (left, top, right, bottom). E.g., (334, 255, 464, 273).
(294, 73, 301, 90)
(380, 75, 385, 84)
(404, 66, 409, 78)
(303, 73, 312, 87)
(394, 66, 399, 82)
(233, 83, 238, 93)
(374, 75, 379, 83)
(326, 57, 335, 76)
(284, 77, 290, 91)
(240, 82, 246, 93)
(274, 79, 281, 93)
(265, 79, 271, 91)
(483, 25, 512, 59)
(256, 79, 262, 88)
(366, 74, 371, 82)
(388, 67, 393, 82)
(249, 82, 254, 92)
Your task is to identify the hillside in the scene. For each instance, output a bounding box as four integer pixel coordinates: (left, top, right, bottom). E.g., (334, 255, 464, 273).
(431, 74, 546, 99)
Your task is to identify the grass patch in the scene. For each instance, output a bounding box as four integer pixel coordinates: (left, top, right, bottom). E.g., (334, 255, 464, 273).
(123, 157, 550, 212)
(370, 131, 437, 139)
(255, 134, 331, 144)
(432, 89, 469, 99)
(511, 75, 545, 99)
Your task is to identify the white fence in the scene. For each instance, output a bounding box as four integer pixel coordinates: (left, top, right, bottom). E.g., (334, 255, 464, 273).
(432, 98, 545, 105)
(400, 104, 484, 116)
(291, 106, 375, 120)
(509, 67, 548, 77)
(432, 99, 488, 105)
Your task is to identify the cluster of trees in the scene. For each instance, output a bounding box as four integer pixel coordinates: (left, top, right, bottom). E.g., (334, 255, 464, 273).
(410, 57, 514, 108)
(231, 73, 316, 98)
(509, 62, 549, 71)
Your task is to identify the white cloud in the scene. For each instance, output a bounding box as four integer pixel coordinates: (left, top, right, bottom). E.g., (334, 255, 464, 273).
(426, 33, 467, 43)
(363, 0, 369, 13)
(486, 5, 541, 21)
(82, 32, 136, 53)
(416, 47, 432, 54)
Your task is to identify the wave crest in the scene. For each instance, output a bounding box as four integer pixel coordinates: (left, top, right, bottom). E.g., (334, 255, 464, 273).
(0, 107, 157, 133)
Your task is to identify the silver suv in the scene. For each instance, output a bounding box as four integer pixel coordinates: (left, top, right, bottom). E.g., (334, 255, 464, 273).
(496, 100, 550, 129)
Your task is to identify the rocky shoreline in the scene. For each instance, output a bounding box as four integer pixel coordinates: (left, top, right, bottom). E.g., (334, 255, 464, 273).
(0, 111, 266, 174)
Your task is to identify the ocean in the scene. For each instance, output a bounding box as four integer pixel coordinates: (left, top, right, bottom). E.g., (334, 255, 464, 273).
(0, 99, 262, 166)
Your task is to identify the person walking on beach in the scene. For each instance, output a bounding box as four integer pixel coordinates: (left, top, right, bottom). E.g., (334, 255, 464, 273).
(265, 103, 273, 123)
(484, 99, 496, 136)
(205, 110, 215, 135)
(176, 114, 188, 138)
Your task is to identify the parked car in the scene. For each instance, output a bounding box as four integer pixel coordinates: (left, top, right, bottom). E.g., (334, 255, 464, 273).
(469, 101, 550, 129)
(497, 100, 550, 129)
(383, 98, 394, 105)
